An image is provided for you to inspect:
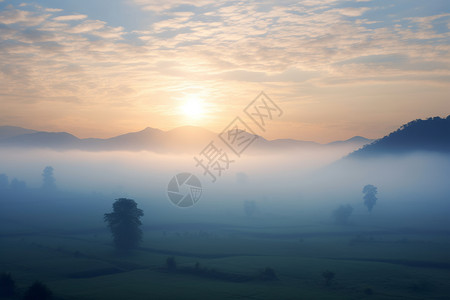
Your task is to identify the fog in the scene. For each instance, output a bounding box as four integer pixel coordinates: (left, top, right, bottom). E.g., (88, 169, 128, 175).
(2, 145, 450, 299)
(1, 147, 449, 230)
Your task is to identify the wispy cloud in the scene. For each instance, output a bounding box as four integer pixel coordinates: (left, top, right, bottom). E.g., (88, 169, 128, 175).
(68, 20, 105, 33)
(133, 0, 214, 12)
(53, 14, 87, 21)
(0, 1, 449, 141)
(0, 8, 48, 26)
(45, 8, 63, 12)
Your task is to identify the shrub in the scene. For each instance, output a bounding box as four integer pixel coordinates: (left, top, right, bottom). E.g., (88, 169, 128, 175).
(332, 205, 353, 225)
(363, 287, 373, 295)
(410, 280, 432, 293)
(322, 270, 335, 286)
(259, 267, 278, 281)
(23, 281, 52, 300)
(166, 256, 176, 270)
(0, 272, 15, 297)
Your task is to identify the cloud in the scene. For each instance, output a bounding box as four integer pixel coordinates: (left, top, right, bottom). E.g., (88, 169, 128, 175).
(0, 8, 48, 26)
(53, 14, 87, 21)
(0, 1, 449, 141)
(92, 25, 125, 39)
(45, 8, 63, 12)
(68, 20, 106, 33)
(332, 7, 370, 17)
(133, 0, 215, 12)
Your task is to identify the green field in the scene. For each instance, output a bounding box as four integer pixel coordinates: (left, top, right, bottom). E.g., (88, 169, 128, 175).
(1, 216, 450, 300)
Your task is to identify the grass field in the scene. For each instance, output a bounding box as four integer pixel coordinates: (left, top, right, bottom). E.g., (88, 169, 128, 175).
(1, 215, 450, 300)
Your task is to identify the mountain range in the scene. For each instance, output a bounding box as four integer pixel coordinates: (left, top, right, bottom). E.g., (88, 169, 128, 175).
(1, 115, 448, 156)
(0, 125, 372, 154)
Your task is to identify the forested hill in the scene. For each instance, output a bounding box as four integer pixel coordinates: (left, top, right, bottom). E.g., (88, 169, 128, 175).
(349, 116, 450, 158)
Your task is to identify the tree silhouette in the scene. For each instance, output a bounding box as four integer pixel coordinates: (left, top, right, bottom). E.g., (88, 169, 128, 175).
(0, 174, 8, 189)
(166, 256, 176, 270)
(363, 184, 378, 212)
(332, 204, 353, 225)
(244, 200, 258, 217)
(42, 166, 56, 191)
(23, 281, 52, 300)
(322, 270, 335, 286)
(259, 267, 278, 281)
(104, 198, 144, 253)
(10, 178, 26, 191)
(0, 272, 15, 297)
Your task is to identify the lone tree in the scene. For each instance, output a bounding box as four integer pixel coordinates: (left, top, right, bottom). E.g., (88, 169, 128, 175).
(23, 281, 52, 300)
(0, 174, 8, 189)
(332, 204, 353, 225)
(322, 270, 335, 286)
(166, 256, 177, 270)
(363, 184, 378, 212)
(10, 178, 26, 191)
(244, 200, 258, 217)
(259, 267, 278, 281)
(104, 198, 144, 253)
(42, 166, 56, 191)
(0, 272, 15, 297)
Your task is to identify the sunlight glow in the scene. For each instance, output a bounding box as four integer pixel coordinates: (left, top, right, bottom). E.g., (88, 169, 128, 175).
(179, 95, 205, 119)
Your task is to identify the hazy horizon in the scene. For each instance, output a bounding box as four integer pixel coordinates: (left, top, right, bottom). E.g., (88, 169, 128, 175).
(0, 122, 381, 143)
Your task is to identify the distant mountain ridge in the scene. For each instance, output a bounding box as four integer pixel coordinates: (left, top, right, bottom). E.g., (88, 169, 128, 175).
(0, 125, 373, 154)
(5, 115, 448, 156)
(348, 116, 450, 158)
(0, 126, 37, 140)
(3, 131, 80, 148)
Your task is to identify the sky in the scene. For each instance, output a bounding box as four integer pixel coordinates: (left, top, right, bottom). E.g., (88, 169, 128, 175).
(0, 0, 449, 143)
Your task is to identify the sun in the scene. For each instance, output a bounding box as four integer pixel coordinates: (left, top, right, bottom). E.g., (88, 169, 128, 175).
(179, 95, 205, 119)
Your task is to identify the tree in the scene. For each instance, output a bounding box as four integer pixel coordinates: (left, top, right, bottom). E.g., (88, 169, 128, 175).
(244, 200, 258, 217)
(0, 272, 15, 297)
(10, 178, 26, 191)
(259, 267, 278, 281)
(332, 204, 353, 225)
(363, 184, 378, 212)
(23, 281, 52, 300)
(166, 256, 176, 270)
(322, 270, 335, 286)
(0, 174, 8, 189)
(42, 166, 56, 191)
(104, 198, 144, 253)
